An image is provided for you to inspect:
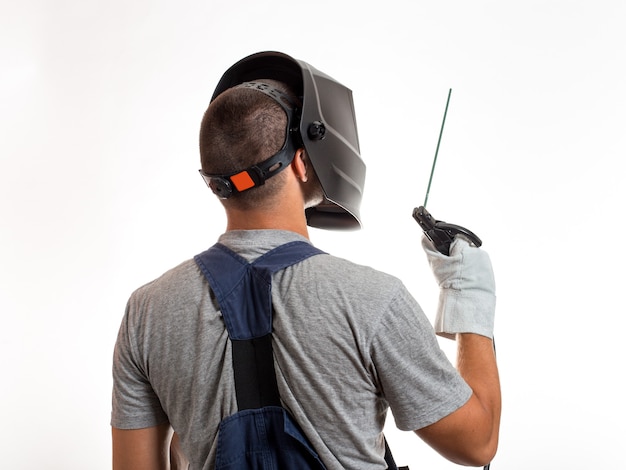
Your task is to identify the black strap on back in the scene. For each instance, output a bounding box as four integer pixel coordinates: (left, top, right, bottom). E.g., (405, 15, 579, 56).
(231, 335, 281, 409)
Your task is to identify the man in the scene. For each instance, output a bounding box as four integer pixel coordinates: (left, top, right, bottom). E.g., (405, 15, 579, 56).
(111, 51, 501, 469)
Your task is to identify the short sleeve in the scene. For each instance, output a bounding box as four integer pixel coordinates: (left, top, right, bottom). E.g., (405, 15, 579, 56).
(370, 285, 472, 431)
(110, 297, 168, 429)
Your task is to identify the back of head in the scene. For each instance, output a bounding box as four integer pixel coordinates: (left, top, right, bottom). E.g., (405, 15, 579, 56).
(199, 80, 293, 210)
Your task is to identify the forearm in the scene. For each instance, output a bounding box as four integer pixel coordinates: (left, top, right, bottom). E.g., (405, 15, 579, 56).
(456, 333, 501, 460)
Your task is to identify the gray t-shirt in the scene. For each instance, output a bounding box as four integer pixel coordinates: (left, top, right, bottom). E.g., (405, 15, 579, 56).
(111, 230, 471, 469)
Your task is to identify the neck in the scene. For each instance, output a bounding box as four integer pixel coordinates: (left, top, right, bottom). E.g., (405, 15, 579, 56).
(223, 166, 312, 239)
(225, 208, 310, 239)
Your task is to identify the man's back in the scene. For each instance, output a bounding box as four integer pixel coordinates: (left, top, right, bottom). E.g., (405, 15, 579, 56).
(112, 230, 471, 469)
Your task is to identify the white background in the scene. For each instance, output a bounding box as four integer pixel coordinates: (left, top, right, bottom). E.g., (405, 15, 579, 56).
(2, 0, 625, 468)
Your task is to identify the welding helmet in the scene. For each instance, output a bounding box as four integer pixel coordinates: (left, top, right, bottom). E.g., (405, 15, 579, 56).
(210, 51, 365, 230)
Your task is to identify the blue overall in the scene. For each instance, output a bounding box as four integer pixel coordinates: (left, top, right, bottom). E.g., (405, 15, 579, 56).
(194, 241, 405, 470)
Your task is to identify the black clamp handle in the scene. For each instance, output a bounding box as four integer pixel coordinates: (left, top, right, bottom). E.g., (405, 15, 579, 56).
(412, 206, 482, 256)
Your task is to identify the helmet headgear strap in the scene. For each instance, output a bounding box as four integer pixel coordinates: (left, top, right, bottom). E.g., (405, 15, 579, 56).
(199, 82, 300, 199)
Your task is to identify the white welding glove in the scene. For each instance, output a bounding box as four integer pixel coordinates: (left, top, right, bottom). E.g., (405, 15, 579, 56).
(421, 234, 496, 340)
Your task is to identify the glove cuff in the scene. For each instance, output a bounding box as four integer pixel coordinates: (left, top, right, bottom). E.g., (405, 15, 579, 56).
(435, 288, 496, 340)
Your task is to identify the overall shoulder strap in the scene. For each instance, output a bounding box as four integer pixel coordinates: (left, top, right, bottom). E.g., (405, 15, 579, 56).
(194, 241, 324, 410)
(194, 241, 324, 340)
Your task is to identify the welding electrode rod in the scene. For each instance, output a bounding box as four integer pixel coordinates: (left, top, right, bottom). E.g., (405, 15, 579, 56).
(423, 88, 452, 208)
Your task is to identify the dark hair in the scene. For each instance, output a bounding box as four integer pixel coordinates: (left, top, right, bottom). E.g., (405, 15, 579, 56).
(199, 80, 292, 208)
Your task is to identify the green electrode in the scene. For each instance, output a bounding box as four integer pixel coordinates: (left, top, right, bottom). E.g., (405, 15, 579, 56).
(423, 88, 452, 208)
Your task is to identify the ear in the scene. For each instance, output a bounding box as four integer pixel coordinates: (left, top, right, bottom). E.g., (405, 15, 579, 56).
(291, 148, 309, 183)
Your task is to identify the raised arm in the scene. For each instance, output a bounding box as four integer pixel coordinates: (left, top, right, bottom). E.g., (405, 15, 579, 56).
(417, 235, 501, 466)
